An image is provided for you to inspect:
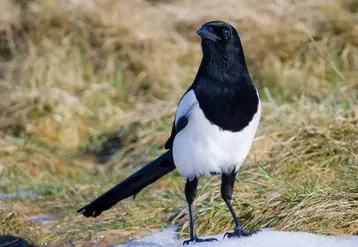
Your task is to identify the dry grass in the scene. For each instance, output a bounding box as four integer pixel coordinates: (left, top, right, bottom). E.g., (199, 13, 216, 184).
(179, 101, 358, 237)
(0, 0, 357, 246)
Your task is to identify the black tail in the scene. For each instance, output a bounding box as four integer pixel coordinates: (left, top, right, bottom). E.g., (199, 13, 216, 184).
(77, 151, 175, 217)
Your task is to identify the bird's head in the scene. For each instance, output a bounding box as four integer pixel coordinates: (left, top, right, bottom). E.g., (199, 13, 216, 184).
(197, 21, 241, 53)
(196, 21, 247, 79)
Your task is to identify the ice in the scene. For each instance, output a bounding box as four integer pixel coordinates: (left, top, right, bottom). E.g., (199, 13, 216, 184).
(0, 190, 40, 200)
(29, 214, 56, 223)
(112, 227, 358, 247)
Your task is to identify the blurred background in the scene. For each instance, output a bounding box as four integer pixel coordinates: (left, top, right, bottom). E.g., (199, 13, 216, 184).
(0, 0, 357, 246)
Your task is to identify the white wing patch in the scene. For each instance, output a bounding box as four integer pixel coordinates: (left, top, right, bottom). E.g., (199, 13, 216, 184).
(172, 89, 261, 179)
(174, 90, 198, 126)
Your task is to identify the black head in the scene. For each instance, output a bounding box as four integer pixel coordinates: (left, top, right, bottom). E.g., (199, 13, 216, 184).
(197, 21, 241, 52)
(195, 21, 248, 81)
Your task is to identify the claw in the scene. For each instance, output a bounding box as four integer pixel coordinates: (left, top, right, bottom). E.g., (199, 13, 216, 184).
(223, 227, 259, 239)
(183, 237, 218, 245)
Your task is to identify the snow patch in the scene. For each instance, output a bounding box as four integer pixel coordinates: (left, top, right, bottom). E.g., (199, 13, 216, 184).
(112, 227, 358, 247)
(0, 190, 40, 200)
(30, 214, 57, 223)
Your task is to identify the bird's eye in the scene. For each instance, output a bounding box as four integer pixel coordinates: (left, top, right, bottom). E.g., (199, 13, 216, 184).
(221, 28, 230, 39)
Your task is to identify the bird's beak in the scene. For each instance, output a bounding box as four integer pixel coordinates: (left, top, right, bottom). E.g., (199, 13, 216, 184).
(196, 26, 221, 42)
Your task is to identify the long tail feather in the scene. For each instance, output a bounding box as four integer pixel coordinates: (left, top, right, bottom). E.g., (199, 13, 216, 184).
(77, 151, 175, 217)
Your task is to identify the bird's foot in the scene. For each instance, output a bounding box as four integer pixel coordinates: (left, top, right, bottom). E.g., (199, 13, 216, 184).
(183, 236, 218, 245)
(223, 227, 259, 239)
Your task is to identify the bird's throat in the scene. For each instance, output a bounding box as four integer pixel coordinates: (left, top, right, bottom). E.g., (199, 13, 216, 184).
(200, 49, 249, 85)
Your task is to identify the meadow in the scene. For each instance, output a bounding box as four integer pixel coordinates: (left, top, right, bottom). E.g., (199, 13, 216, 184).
(0, 0, 357, 246)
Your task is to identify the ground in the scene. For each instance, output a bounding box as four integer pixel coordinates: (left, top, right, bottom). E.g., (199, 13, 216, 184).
(0, 0, 357, 246)
(114, 227, 358, 247)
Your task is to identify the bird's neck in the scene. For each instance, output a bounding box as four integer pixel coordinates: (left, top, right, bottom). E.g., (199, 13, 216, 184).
(199, 48, 251, 86)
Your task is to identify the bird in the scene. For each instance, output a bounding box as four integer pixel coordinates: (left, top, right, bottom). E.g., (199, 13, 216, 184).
(77, 20, 261, 245)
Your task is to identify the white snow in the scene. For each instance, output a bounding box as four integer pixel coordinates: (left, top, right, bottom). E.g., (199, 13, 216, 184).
(0, 190, 40, 200)
(112, 227, 358, 247)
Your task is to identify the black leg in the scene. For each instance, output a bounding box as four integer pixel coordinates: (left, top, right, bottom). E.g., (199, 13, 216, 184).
(221, 172, 259, 239)
(186, 177, 198, 241)
(183, 177, 218, 245)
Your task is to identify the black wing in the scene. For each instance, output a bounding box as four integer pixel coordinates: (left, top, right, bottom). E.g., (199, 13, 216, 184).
(164, 122, 175, 149)
(164, 115, 188, 149)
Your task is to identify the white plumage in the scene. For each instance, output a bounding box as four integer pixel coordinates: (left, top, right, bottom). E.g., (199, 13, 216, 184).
(172, 90, 261, 179)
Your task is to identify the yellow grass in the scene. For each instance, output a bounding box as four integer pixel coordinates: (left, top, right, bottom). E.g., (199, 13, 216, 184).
(0, 0, 357, 246)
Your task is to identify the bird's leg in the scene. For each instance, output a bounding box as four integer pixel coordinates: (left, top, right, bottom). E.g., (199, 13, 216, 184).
(221, 172, 259, 239)
(183, 177, 218, 245)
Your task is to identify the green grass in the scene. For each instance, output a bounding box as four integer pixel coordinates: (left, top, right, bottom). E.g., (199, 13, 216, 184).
(0, 0, 357, 246)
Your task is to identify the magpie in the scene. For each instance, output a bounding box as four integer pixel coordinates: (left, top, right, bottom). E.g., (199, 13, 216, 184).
(78, 20, 261, 245)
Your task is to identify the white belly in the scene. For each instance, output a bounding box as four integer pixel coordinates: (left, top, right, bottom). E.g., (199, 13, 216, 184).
(172, 90, 261, 179)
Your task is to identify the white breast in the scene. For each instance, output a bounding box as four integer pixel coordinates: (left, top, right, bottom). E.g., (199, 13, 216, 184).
(172, 90, 261, 179)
